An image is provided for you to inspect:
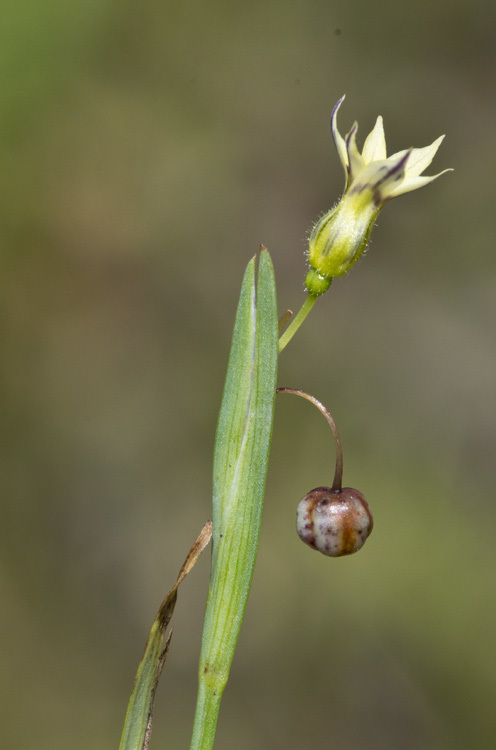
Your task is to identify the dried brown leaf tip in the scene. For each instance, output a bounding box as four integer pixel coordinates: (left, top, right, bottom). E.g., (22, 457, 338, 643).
(157, 519, 213, 628)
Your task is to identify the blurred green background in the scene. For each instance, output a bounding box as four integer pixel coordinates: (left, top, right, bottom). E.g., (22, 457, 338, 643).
(2, 1, 495, 748)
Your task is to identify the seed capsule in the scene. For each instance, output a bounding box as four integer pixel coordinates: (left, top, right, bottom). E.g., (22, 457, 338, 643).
(277, 388, 374, 558)
(297, 486, 373, 557)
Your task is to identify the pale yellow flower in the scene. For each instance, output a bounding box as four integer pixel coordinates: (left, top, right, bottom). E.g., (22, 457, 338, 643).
(306, 96, 451, 295)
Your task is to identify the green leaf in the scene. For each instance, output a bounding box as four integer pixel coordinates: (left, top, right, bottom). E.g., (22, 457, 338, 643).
(190, 249, 278, 750)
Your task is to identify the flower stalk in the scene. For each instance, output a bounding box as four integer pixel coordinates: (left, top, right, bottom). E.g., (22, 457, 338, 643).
(278, 293, 318, 352)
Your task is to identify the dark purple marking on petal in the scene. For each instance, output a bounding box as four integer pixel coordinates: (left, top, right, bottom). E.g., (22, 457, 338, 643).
(344, 123, 358, 175)
(368, 150, 411, 205)
(331, 96, 345, 124)
(345, 123, 358, 149)
(376, 150, 411, 188)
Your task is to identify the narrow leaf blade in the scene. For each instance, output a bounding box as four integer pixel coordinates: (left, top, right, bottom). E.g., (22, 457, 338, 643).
(190, 250, 278, 750)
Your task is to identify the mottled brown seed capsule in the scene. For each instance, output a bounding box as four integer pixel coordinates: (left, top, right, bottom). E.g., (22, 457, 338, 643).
(296, 486, 373, 557)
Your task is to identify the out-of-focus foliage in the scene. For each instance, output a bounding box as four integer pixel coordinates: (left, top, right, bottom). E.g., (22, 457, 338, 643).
(1, 1, 495, 749)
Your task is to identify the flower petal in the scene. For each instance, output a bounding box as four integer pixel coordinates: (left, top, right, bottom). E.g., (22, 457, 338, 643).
(331, 96, 349, 179)
(345, 151, 410, 206)
(346, 123, 365, 183)
(390, 135, 445, 179)
(362, 116, 387, 164)
(386, 168, 453, 198)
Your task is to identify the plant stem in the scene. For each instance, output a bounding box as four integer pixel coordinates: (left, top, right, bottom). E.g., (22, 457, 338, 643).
(189, 679, 224, 750)
(278, 294, 317, 352)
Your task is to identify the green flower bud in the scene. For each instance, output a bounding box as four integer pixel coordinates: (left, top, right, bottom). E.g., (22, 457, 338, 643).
(307, 190, 380, 283)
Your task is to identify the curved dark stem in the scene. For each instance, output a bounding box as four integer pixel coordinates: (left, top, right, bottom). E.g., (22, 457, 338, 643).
(276, 388, 343, 492)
